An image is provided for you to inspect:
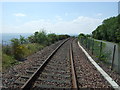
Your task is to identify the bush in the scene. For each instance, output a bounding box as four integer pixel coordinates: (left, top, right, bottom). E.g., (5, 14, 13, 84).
(2, 53, 19, 69)
(2, 45, 12, 55)
(22, 43, 44, 56)
(11, 38, 26, 60)
(47, 33, 59, 44)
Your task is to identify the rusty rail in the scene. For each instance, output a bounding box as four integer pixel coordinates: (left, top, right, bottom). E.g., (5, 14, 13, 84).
(70, 42, 78, 89)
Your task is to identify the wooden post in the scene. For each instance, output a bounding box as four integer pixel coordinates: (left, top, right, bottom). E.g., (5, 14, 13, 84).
(111, 45, 116, 70)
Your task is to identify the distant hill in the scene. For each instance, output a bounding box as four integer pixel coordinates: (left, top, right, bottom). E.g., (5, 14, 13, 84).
(92, 15, 120, 43)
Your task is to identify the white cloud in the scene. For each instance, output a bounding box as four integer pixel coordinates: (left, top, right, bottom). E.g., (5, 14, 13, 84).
(55, 16, 63, 21)
(96, 13, 103, 16)
(3, 16, 102, 34)
(13, 13, 26, 17)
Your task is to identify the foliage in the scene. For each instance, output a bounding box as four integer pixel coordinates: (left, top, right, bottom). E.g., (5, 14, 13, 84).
(28, 30, 70, 45)
(2, 45, 12, 55)
(2, 30, 70, 70)
(4, 30, 70, 61)
(2, 53, 19, 70)
(78, 33, 86, 39)
(2, 43, 44, 69)
(20, 35, 28, 44)
(22, 43, 44, 56)
(92, 15, 120, 43)
(47, 33, 59, 44)
(34, 31, 48, 45)
(11, 38, 25, 60)
(58, 34, 70, 40)
(78, 33, 109, 62)
(28, 35, 35, 43)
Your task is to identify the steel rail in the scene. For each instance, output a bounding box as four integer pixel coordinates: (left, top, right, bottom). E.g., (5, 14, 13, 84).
(70, 42, 78, 89)
(21, 38, 69, 90)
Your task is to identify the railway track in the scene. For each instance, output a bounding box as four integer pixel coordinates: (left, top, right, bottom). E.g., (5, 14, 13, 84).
(4, 38, 118, 89)
(14, 38, 72, 89)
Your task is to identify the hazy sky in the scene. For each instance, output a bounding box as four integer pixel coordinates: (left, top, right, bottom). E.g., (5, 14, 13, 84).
(1, 2, 118, 34)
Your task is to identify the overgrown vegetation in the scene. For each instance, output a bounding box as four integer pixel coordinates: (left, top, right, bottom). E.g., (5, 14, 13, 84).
(2, 53, 19, 70)
(28, 31, 70, 46)
(2, 30, 70, 69)
(92, 14, 120, 43)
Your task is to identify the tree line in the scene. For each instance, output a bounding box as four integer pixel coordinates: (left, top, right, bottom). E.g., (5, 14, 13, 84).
(92, 14, 120, 43)
(28, 31, 70, 46)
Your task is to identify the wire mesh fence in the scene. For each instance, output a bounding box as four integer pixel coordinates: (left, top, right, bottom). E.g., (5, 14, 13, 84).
(79, 37, 120, 74)
(118, 44, 120, 73)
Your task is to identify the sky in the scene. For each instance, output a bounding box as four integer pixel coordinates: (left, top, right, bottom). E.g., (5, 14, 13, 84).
(1, 2, 118, 35)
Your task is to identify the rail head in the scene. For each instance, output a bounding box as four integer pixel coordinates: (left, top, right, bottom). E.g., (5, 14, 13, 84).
(69, 43, 78, 89)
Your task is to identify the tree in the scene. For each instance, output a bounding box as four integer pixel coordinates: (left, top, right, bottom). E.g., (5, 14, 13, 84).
(20, 35, 27, 44)
(28, 35, 35, 43)
(92, 15, 120, 43)
(47, 33, 58, 44)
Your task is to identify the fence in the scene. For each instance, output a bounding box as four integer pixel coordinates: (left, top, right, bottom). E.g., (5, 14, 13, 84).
(118, 44, 120, 73)
(79, 37, 120, 74)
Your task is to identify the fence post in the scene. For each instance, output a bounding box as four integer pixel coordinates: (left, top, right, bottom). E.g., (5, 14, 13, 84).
(99, 42, 102, 60)
(111, 45, 116, 70)
(87, 38, 89, 50)
(86, 38, 87, 48)
(92, 39, 94, 55)
(88, 38, 90, 51)
(81, 38, 83, 45)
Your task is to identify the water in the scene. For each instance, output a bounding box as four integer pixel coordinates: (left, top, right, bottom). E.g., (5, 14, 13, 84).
(1, 33, 32, 45)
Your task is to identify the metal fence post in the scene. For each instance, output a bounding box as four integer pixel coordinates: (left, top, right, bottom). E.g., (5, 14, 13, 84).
(92, 39, 94, 55)
(86, 38, 87, 48)
(111, 45, 116, 70)
(88, 38, 90, 51)
(87, 38, 89, 50)
(99, 42, 102, 60)
(81, 38, 83, 46)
